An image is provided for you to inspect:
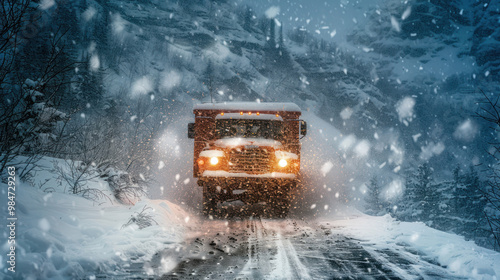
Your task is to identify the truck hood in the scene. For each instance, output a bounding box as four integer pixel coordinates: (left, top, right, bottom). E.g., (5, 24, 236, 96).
(213, 137, 284, 149)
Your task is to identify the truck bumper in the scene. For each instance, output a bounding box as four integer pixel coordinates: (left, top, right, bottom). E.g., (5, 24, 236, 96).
(198, 176, 297, 203)
(197, 176, 298, 188)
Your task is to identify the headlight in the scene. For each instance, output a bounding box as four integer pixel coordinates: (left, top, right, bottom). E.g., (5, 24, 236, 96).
(278, 159, 288, 167)
(210, 157, 219, 165)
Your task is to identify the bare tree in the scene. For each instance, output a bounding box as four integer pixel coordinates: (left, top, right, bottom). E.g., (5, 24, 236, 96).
(0, 0, 31, 174)
(124, 94, 166, 177)
(0, 1, 75, 175)
(476, 90, 500, 250)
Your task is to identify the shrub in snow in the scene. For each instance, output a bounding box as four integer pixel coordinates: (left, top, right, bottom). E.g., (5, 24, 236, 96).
(1, 79, 69, 176)
(19, 79, 68, 152)
(53, 159, 111, 203)
(2, 79, 67, 152)
(122, 205, 158, 229)
(101, 167, 147, 205)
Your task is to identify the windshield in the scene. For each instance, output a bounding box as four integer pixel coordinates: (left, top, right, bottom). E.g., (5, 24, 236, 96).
(215, 119, 283, 140)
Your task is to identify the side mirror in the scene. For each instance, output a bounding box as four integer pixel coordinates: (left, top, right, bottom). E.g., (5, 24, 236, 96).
(188, 123, 195, 139)
(300, 120, 307, 138)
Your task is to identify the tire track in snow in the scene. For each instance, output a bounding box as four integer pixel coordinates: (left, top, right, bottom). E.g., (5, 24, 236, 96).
(236, 219, 273, 279)
(236, 218, 312, 279)
(154, 216, 466, 279)
(271, 232, 312, 280)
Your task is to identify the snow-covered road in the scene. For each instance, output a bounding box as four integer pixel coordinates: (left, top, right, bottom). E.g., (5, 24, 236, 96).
(4, 160, 498, 279)
(142, 211, 465, 279)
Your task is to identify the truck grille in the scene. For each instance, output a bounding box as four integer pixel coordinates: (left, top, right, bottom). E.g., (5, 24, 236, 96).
(229, 148, 271, 174)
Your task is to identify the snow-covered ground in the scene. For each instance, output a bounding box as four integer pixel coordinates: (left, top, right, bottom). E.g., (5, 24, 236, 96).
(0, 157, 192, 279)
(159, 204, 500, 279)
(1, 154, 499, 279)
(321, 212, 500, 280)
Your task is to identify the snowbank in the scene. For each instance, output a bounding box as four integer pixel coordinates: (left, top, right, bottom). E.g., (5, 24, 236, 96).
(322, 214, 500, 280)
(0, 156, 192, 279)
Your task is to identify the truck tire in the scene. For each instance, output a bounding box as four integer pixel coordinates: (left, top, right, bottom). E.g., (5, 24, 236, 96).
(267, 195, 290, 218)
(202, 186, 218, 217)
(276, 198, 290, 218)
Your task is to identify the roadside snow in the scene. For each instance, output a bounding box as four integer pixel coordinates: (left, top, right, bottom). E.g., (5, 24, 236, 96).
(0, 157, 191, 279)
(321, 213, 500, 280)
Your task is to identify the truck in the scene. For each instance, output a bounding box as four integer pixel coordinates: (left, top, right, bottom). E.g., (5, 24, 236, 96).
(188, 102, 307, 217)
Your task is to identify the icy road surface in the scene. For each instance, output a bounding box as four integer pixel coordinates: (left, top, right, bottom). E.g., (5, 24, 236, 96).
(140, 208, 465, 280)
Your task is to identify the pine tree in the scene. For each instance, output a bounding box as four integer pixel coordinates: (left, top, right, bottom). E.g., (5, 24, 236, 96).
(453, 164, 461, 185)
(414, 163, 436, 219)
(397, 163, 434, 222)
(398, 166, 419, 221)
(462, 166, 486, 221)
(258, 15, 269, 37)
(453, 165, 484, 218)
(451, 164, 462, 214)
(203, 60, 217, 102)
(279, 24, 284, 47)
(365, 176, 384, 215)
(71, 54, 105, 109)
(415, 163, 432, 200)
(243, 6, 252, 31)
(94, 3, 110, 59)
(269, 18, 275, 47)
(450, 165, 488, 241)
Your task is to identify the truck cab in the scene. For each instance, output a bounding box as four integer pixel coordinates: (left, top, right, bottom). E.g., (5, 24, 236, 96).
(188, 102, 306, 216)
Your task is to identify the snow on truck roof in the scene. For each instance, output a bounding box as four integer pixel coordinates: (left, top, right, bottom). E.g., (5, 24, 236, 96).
(216, 113, 283, 121)
(193, 102, 301, 112)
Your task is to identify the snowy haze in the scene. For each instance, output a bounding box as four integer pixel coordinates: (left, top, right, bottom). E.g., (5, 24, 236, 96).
(75, 0, 496, 215)
(1, 0, 500, 278)
(245, 0, 382, 43)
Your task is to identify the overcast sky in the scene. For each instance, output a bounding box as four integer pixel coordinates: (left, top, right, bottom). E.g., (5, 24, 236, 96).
(239, 0, 383, 44)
